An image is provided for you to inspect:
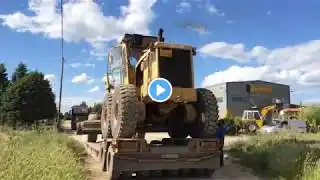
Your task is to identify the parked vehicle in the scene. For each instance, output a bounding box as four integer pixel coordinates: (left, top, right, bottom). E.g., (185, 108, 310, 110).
(259, 119, 307, 134)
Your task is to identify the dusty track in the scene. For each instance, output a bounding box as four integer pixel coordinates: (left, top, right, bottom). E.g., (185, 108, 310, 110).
(64, 121, 260, 180)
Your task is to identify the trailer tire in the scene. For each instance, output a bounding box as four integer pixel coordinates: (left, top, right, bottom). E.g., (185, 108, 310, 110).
(110, 84, 138, 138)
(101, 94, 112, 139)
(106, 146, 120, 179)
(71, 121, 77, 130)
(87, 133, 97, 142)
(75, 123, 83, 135)
(189, 88, 219, 138)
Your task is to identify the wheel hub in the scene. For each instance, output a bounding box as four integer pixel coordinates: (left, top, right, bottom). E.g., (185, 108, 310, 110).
(248, 124, 256, 131)
(201, 113, 206, 123)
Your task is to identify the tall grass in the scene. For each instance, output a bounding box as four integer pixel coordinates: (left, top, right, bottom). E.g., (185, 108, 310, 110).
(0, 127, 87, 180)
(229, 132, 320, 180)
(300, 106, 320, 132)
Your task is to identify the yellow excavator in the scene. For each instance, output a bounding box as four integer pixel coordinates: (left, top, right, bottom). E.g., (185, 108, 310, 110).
(242, 99, 285, 132)
(242, 102, 302, 132)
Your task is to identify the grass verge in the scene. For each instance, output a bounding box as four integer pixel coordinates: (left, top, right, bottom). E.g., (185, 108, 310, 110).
(229, 132, 320, 180)
(0, 126, 87, 180)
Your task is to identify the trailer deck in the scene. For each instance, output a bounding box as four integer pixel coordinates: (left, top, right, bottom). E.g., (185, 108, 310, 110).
(82, 137, 221, 179)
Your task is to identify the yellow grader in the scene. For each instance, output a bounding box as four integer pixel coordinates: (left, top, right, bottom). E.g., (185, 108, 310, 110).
(100, 28, 221, 179)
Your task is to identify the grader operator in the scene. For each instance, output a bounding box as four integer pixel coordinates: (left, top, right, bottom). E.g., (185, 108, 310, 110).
(100, 28, 221, 179)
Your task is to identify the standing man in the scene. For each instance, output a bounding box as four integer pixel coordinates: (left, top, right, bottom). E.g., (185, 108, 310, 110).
(216, 120, 230, 167)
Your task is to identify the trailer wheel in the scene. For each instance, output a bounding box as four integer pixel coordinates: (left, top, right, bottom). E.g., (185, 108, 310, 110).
(75, 123, 83, 135)
(106, 146, 120, 179)
(101, 146, 107, 171)
(71, 120, 77, 130)
(189, 88, 219, 138)
(87, 133, 97, 142)
(101, 94, 112, 139)
(168, 106, 188, 138)
(110, 84, 138, 138)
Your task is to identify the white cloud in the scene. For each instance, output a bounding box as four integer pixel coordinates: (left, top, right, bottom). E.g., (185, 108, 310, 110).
(86, 78, 95, 84)
(0, 0, 158, 52)
(88, 85, 100, 93)
(176, 1, 191, 14)
(70, 62, 95, 68)
(44, 74, 56, 90)
(202, 65, 303, 87)
(44, 73, 55, 82)
(200, 42, 252, 63)
(183, 23, 211, 35)
(226, 20, 235, 24)
(71, 73, 89, 83)
(200, 40, 320, 99)
(205, 3, 224, 16)
(199, 40, 320, 69)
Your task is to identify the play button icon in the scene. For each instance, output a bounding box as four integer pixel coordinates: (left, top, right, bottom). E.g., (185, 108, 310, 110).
(148, 78, 173, 103)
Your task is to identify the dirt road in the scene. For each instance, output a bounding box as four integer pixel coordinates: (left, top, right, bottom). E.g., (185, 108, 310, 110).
(70, 132, 259, 180)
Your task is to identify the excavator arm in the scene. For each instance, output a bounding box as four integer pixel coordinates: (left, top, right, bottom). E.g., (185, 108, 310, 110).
(260, 104, 282, 122)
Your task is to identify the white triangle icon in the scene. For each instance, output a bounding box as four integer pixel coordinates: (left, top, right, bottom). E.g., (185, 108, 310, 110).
(156, 84, 165, 96)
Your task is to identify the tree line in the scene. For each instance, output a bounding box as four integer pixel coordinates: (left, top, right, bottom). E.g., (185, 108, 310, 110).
(0, 62, 56, 128)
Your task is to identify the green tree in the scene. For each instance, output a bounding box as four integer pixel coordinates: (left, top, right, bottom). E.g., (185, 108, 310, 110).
(0, 64, 9, 123)
(1, 71, 56, 128)
(11, 62, 28, 83)
(0, 63, 9, 93)
(91, 102, 102, 114)
(64, 112, 71, 120)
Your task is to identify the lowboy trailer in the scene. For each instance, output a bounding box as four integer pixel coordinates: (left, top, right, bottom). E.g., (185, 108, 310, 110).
(84, 137, 222, 179)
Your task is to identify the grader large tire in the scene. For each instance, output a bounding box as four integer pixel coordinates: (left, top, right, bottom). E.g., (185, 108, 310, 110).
(188, 88, 219, 138)
(168, 106, 189, 138)
(101, 94, 112, 139)
(110, 84, 138, 138)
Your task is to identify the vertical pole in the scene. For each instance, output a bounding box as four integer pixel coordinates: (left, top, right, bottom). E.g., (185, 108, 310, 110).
(57, 0, 64, 131)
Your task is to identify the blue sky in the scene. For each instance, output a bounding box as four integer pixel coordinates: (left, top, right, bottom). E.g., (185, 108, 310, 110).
(1, 0, 320, 112)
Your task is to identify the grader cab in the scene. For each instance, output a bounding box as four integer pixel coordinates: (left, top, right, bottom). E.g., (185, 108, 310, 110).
(100, 29, 221, 179)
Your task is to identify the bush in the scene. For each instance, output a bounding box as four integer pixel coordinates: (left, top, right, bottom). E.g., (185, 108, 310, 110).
(0, 128, 86, 180)
(300, 107, 320, 132)
(229, 132, 320, 179)
(221, 117, 251, 135)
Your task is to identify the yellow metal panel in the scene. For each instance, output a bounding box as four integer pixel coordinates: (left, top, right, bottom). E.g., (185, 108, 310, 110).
(141, 83, 148, 97)
(154, 42, 193, 51)
(151, 61, 158, 79)
(250, 85, 272, 93)
(256, 120, 264, 128)
(170, 87, 197, 102)
(124, 76, 129, 84)
(143, 66, 148, 86)
(159, 48, 172, 57)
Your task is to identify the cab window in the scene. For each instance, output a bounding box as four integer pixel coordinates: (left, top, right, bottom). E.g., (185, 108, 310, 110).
(247, 112, 254, 119)
(108, 46, 123, 87)
(254, 112, 260, 120)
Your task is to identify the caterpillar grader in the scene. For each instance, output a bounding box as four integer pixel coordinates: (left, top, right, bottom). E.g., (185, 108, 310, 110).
(99, 28, 222, 179)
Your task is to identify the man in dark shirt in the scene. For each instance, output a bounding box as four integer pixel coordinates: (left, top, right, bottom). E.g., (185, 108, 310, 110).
(216, 120, 230, 166)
